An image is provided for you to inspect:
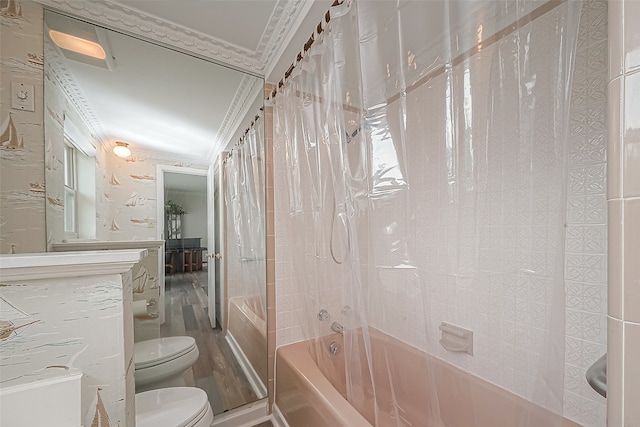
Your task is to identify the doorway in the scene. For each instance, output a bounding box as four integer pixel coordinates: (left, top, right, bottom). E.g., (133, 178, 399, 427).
(156, 165, 213, 327)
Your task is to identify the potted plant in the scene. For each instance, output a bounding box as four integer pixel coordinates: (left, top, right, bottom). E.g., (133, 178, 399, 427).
(165, 200, 186, 215)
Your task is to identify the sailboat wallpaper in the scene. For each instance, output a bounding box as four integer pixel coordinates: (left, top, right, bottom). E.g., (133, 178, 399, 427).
(0, 0, 47, 253)
(0, 296, 39, 341)
(0, 274, 129, 426)
(1, 113, 25, 150)
(0, 0, 23, 18)
(87, 387, 119, 427)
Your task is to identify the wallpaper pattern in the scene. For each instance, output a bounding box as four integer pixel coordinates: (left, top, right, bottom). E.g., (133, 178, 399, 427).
(0, 0, 46, 254)
(101, 152, 207, 241)
(0, 271, 132, 426)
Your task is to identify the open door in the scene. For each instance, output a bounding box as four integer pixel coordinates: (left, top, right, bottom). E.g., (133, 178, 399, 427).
(207, 164, 217, 328)
(157, 164, 210, 325)
(213, 165, 222, 328)
(213, 153, 226, 331)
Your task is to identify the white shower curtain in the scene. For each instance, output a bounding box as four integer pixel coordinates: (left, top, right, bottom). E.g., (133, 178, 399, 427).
(224, 118, 266, 319)
(273, 0, 581, 425)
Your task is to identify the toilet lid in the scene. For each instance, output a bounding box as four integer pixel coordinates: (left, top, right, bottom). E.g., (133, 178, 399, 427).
(134, 337, 197, 370)
(135, 387, 210, 427)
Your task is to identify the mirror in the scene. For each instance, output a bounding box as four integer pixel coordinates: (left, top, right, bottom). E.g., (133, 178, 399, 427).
(43, 10, 266, 415)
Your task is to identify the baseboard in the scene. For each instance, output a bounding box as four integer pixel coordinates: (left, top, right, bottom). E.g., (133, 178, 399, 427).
(225, 331, 267, 398)
(212, 399, 269, 427)
(271, 403, 290, 427)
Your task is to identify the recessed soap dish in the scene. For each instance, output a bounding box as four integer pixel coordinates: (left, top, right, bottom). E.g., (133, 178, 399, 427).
(439, 322, 473, 355)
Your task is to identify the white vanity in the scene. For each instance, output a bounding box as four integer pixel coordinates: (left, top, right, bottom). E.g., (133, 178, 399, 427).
(52, 240, 165, 342)
(0, 250, 144, 427)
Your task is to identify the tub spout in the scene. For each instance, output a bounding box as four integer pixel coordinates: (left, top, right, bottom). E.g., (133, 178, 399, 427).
(331, 321, 344, 335)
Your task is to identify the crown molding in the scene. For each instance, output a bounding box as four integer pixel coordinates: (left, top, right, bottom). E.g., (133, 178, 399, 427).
(208, 74, 263, 162)
(36, 0, 314, 160)
(45, 43, 108, 144)
(36, 0, 313, 77)
(262, 0, 316, 80)
(258, 0, 310, 69)
(36, 0, 264, 75)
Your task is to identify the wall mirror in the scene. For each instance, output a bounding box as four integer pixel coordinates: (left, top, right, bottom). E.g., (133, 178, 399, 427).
(43, 9, 267, 415)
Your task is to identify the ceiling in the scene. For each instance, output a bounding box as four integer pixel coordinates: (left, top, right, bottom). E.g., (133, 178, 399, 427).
(40, 0, 328, 163)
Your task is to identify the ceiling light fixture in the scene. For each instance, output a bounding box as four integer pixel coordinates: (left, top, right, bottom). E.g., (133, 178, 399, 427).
(49, 30, 106, 59)
(113, 141, 131, 158)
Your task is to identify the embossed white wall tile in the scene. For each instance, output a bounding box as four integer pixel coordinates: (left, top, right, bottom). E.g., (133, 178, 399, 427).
(563, 1, 608, 424)
(623, 0, 640, 73)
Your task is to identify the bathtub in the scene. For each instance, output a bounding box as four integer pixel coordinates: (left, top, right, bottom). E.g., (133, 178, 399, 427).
(227, 296, 267, 388)
(275, 328, 582, 427)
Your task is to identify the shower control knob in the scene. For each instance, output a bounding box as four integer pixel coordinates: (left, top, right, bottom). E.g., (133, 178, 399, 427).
(317, 309, 330, 321)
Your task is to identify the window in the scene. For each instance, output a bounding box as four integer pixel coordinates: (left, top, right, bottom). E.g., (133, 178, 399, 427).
(63, 143, 77, 236)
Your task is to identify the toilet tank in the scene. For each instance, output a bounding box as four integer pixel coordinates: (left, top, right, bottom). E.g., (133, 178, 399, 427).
(0, 367, 83, 427)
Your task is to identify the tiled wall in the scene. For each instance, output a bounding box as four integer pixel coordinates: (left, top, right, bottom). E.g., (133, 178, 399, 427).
(264, 82, 276, 408)
(608, 0, 640, 425)
(562, 0, 608, 425)
(0, 0, 46, 254)
(273, 1, 608, 425)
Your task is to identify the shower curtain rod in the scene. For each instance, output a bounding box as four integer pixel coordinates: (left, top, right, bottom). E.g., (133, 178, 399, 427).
(240, 107, 263, 143)
(224, 107, 264, 162)
(268, 0, 343, 100)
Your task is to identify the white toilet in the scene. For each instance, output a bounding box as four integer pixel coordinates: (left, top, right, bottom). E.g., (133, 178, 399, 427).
(136, 387, 213, 427)
(134, 336, 199, 392)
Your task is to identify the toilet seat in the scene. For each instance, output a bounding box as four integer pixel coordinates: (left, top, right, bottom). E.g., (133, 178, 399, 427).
(135, 387, 213, 427)
(135, 337, 197, 369)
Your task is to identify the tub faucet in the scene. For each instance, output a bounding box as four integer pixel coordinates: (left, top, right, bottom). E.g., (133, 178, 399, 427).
(331, 321, 344, 335)
(329, 341, 340, 356)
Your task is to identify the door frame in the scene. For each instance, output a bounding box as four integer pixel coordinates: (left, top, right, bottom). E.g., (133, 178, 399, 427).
(207, 162, 217, 329)
(156, 164, 212, 326)
(215, 152, 228, 332)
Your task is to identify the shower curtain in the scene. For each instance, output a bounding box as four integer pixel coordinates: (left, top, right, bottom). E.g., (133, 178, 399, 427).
(225, 118, 266, 320)
(273, 0, 581, 425)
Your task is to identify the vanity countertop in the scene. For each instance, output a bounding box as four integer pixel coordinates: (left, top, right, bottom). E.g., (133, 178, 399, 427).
(52, 240, 164, 251)
(0, 249, 147, 281)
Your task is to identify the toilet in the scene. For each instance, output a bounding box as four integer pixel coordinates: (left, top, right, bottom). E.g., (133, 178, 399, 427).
(134, 336, 199, 392)
(136, 387, 213, 427)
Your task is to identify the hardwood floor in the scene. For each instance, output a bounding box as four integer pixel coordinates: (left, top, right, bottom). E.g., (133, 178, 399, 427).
(161, 269, 259, 415)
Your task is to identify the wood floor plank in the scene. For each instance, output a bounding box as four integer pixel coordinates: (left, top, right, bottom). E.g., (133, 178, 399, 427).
(195, 374, 226, 414)
(182, 304, 198, 331)
(169, 296, 186, 336)
(161, 269, 260, 415)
